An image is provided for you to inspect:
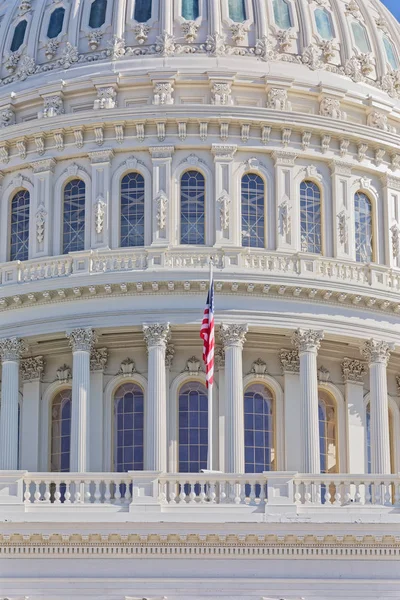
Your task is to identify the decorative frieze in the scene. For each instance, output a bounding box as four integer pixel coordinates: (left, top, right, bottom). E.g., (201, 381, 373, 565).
(90, 348, 108, 372)
(367, 110, 395, 133)
(266, 88, 292, 111)
(153, 82, 174, 106)
(66, 328, 97, 353)
(319, 97, 346, 120)
(211, 81, 233, 106)
(40, 94, 64, 118)
(94, 86, 117, 110)
(342, 358, 367, 383)
(280, 349, 300, 373)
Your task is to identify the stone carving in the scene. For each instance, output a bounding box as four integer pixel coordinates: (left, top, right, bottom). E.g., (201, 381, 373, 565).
(94, 87, 117, 109)
(342, 358, 367, 383)
(280, 349, 300, 373)
(317, 366, 330, 382)
(301, 44, 322, 70)
(56, 364, 71, 383)
(41, 95, 64, 118)
(155, 191, 168, 230)
(0, 337, 27, 361)
(90, 347, 108, 372)
(211, 81, 232, 106)
(302, 131, 312, 150)
(60, 42, 79, 69)
(381, 69, 400, 99)
(219, 324, 248, 348)
(182, 21, 199, 43)
(87, 29, 103, 50)
(230, 22, 248, 45)
(361, 339, 393, 365)
(35, 205, 47, 243)
(107, 35, 126, 60)
(318, 39, 338, 63)
(153, 81, 174, 105)
(345, 52, 373, 82)
(143, 323, 171, 347)
(337, 211, 348, 246)
(266, 88, 291, 111)
(279, 198, 291, 236)
(357, 143, 368, 162)
(155, 31, 176, 57)
(255, 36, 276, 62)
(251, 358, 268, 376)
(4, 51, 21, 73)
(291, 329, 324, 352)
(205, 32, 227, 57)
(0, 106, 15, 128)
(367, 111, 395, 133)
(217, 190, 230, 230)
(134, 23, 151, 45)
(391, 224, 400, 259)
(345, 0, 363, 19)
(184, 356, 202, 375)
(21, 356, 45, 382)
(66, 328, 97, 352)
(45, 39, 59, 60)
(273, 28, 296, 53)
(319, 97, 346, 120)
(94, 197, 106, 234)
(215, 347, 225, 370)
(118, 358, 136, 376)
(165, 343, 175, 368)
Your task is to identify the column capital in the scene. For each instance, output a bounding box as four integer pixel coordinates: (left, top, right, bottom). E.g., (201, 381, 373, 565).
(90, 347, 108, 372)
(280, 349, 300, 373)
(0, 337, 27, 361)
(361, 339, 394, 366)
(220, 323, 248, 349)
(21, 356, 45, 382)
(342, 358, 367, 383)
(143, 323, 170, 348)
(66, 328, 97, 352)
(291, 329, 324, 353)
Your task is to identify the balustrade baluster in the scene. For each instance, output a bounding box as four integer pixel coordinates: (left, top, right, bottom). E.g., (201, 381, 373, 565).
(365, 481, 372, 505)
(199, 482, 206, 503)
(64, 480, 72, 504)
(209, 481, 216, 504)
(34, 480, 42, 503)
(294, 481, 301, 505)
(179, 480, 187, 504)
(43, 481, 51, 503)
(54, 481, 61, 504)
(304, 481, 312, 505)
(395, 483, 400, 506)
(24, 480, 32, 504)
(114, 480, 122, 505)
(94, 480, 101, 504)
(234, 482, 241, 505)
(219, 481, 226, 504)
(158, 481, 167, 505)
(249, 482, 256, 505)
(354, 483, 362, 504)
(124, 479, 132, 504)
(324, 481, 331, 505)
(104, 480, 112, 504)
(334, 482, 342, 506)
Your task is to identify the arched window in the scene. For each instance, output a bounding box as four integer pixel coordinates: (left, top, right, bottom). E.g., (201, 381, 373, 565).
(354, 191, 373, 263)
(10, 20, 27, 52)
(241, 173, 265, 248)
(51, 389, 72, 472)
(47, 7, 65, 38)
(228, 0, 246, 22)
(318, 391, 337, 474)
(352, 21, 370, 53)
(134, 0, 152, 22)
(300, 180, 321, 254)
(383, 36, 398, 70)
(62, 179, 85, 254)
(244, 384, 274, 473)
(89, 0, 107, 28)
(114, 383, 144, 472)
(10, 189, 30, 262)
(182, 0, 199, 20)
(273, 0, 292, 29)
(315, 9, 334, 40)
(180, 170, 205, 245)
(120, 173, 145, 247)
(178, 381, 208, 473)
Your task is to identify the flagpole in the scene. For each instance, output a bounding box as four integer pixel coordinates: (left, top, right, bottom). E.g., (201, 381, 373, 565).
(207, 256, 213, 472)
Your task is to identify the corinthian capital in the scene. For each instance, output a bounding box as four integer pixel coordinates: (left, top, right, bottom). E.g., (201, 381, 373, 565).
(0, 337, 27, 361)
(361, 339, 394, 366)
(219, 323, 248, 349)
(66, 328, 97, 352)
(280, 349, 300, 373)
(291, 329, 324, 353)
(341, 358, 367, 383)
(21, 356, 45, 382)
(143, 323, 170, 348)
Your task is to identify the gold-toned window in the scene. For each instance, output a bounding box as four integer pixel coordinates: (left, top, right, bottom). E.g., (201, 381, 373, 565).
(318, 390, 337, 474)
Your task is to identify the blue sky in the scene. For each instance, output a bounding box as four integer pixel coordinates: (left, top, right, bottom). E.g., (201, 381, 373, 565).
(382, 0, 400, 19)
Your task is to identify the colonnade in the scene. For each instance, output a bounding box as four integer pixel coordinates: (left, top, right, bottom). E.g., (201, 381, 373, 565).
(0, 326, 394, 474)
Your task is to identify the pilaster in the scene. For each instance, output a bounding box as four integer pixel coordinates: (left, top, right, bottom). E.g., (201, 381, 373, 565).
(280, 349, 301, 472)
(212, 144, 237, 247)
(20, 356, 45, 472)
(381, 174, 400, 268)
(30, 158, 56, 259)
(330, 161, 353, 260)
(88, 149, 114, 249)
(89, 348, 108, 472)
(342, 358, 367, 474)
(273, 151, 298, 252)
(149, 146, 174, 247)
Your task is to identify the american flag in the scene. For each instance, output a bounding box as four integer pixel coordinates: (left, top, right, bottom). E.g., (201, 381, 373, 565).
(200, 276, 215, 388)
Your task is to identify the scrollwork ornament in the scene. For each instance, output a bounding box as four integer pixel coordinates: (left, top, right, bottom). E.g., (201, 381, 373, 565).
(94, 197, 106, 234)
(56, 364, 71, 383)
(361, 339, 393, 366)
(391, 223, 400, 259)
(219, 323, 248, 348)
(36, 205, 47, 243)
(217, 190, 230, 230)
(90, 348, 108, 372)
(21, 356, 45, 382)
(156, 191, 168, 230)
(280, 349, 300, 373)
(0, 337, 27, 361)
(291, 329, 324, 353)
(66, 328, 97, 352)
(143, 323, 171, 348)
(341, 358, 367, 383)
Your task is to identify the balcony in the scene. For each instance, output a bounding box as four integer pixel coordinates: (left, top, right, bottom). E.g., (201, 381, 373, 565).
(2, 471, 400, 523)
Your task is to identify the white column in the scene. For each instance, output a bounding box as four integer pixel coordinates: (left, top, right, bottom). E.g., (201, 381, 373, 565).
(143, 323, 170, 472)
(280, 349, 301, 472)
(361, 340, 393, 474)
(88, 150, 114, 250)
(31, 158, 56, 259)
(20, 356, 45, 471)
(216, 348, 226, 472)
(292, 329, 324, 474)
(220, 324, 248, 473)
(342, 358, 368, 474)
(212, 144, 237, 247)
(89, 348, 108, 472)
(66, 328, 97, 473)
(0, 338, 26, 470)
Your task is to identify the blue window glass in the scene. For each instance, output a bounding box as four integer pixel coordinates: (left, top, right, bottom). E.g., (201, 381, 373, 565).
(315, 9, 334, 41)
(134, 0, 152, 22)
(89, 0, 107, 28)
(10, 189, 30, 262)
(383, 36, 398, 70)
(47, 7, 65, 39)
(63, 179, 85, 254)
(354, 191, 373, 263)
(241, 173, 265, 248)
(273, 0, 292, 30)
(180, 170, 205, 245)
(351, 21, 370, 53)
(114, 383, 144, 472)
(182, 0, 199, 20)
(10, 20, 27, 52)
(318, 392, 337, 475)
(300, 181, 321, 254)
(51, 389, 72, 473)
(179, 382, 208, 473)
(120, 172, 145, 247)
(244, 384, 274, 473)
(228, 0, 246, 22)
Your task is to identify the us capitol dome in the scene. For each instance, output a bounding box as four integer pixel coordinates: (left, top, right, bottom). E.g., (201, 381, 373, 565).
(2, 1, 400, 599)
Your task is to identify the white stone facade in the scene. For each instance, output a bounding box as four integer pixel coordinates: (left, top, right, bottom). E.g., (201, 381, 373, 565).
(1, 0, 400, 598)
